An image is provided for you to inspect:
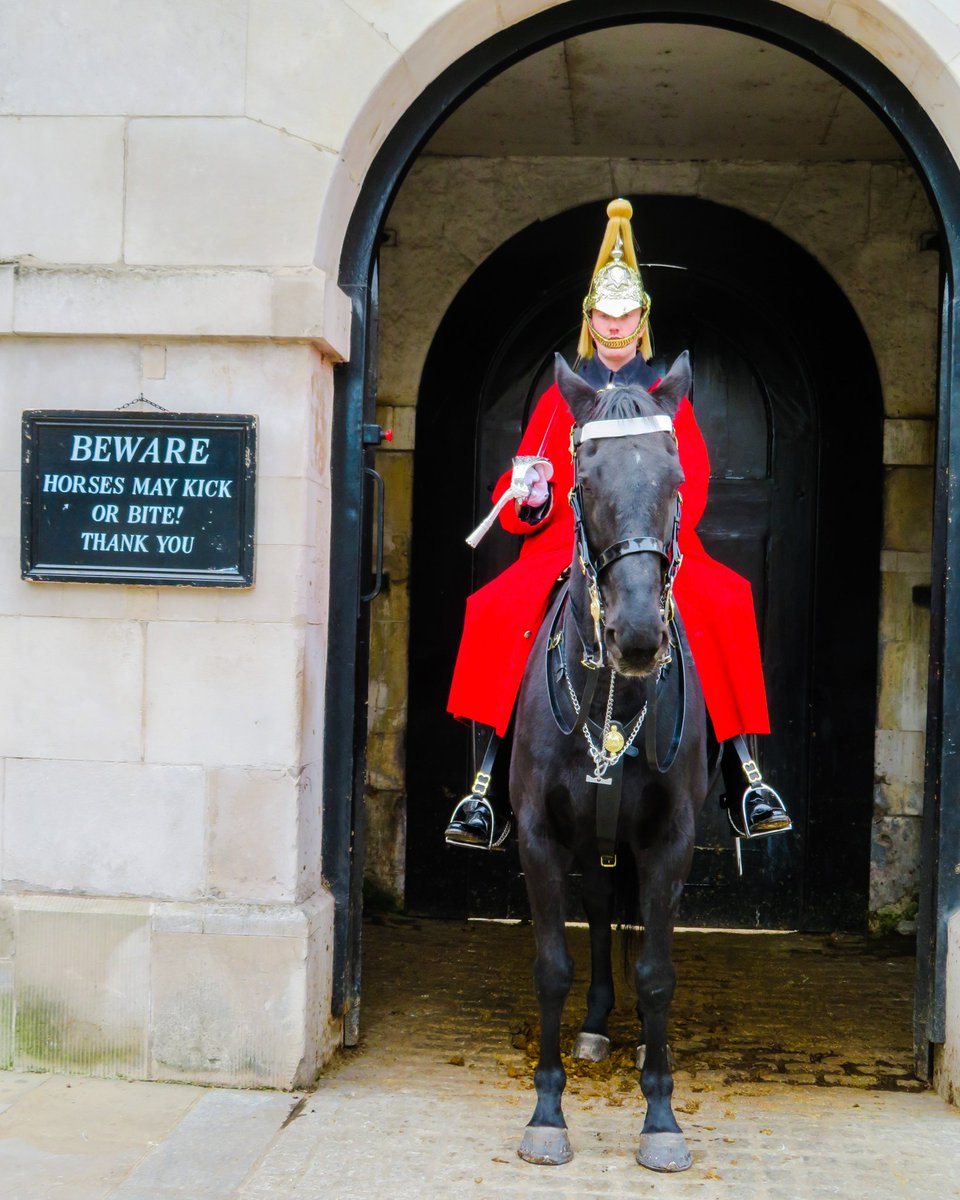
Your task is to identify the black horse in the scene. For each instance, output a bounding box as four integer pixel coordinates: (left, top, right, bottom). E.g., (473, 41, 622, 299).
(512, 351, 709, 1173)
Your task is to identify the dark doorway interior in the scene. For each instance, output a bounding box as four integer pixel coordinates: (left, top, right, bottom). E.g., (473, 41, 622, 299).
(404, 196, 882, 931)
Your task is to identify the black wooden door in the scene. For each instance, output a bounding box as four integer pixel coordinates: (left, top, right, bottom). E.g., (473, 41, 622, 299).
(405, 197, 880, 930)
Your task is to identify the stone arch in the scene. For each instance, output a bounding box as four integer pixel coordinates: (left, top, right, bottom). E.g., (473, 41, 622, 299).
(315, 0, 960, 277)
(322, 0, 960, 1082)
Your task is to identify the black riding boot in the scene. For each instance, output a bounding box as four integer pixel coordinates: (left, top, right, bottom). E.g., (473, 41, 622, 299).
(720, 735, 792, 838)
(444, 733, 512, 850)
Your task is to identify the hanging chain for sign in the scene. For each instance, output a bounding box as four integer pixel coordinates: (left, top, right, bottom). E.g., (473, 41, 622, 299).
(115, 394, 172, 413)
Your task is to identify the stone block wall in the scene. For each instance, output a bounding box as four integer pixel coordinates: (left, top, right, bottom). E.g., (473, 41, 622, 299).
(0, 892, 333, 1088)
(0, 335, 340, 1085)
(0, 0, 361, 1085)
(370, 155, 939, 925)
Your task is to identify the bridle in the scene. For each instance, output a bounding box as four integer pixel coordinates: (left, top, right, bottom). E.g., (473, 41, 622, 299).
(568, 411, 683, 671)
(544, 401, 688, 866)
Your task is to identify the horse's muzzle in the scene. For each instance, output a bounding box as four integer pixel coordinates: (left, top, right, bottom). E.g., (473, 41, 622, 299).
(603, 618, 670, 677)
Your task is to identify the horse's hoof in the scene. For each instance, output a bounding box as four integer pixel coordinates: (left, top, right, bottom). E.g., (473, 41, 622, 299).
(518, 1125, 574, 1166)
(572, 1032, 611, 1061)
(636, 1132, 692, 1173)
(635, 1043, 676, 1071)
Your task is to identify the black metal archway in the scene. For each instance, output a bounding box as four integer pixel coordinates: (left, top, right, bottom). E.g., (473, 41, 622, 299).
(323, 0, 960, 1074)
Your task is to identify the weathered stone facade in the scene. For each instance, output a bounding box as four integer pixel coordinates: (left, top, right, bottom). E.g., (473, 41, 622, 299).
(0, 0, 959, 1106)
(0, 335, 342, 1086)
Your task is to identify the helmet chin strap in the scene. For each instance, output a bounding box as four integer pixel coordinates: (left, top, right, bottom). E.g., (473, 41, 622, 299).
(586, 319, 645, 351)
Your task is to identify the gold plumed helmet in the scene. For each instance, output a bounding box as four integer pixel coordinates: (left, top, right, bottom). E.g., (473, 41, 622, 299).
(578, 198, 653, 361)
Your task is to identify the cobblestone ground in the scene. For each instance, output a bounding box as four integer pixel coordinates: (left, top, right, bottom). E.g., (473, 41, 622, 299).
(238, 918, 960, 1200)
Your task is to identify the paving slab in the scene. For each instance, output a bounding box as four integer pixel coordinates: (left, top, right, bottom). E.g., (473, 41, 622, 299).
(0, 1071, 51, 1115)
(0, 1075, 204, 1200)
(111, 1089, 298, 1199)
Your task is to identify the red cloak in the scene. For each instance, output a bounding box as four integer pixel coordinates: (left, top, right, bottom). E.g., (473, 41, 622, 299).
(447, 383, 770, 742)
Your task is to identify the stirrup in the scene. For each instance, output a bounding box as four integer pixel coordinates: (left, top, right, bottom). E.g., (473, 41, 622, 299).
(444, 731, 509, 851)
(444, 793, 511, 851)
(722, 778, 792, 878)
(723, 738, 792, 838)
(725, 781, 792, 841)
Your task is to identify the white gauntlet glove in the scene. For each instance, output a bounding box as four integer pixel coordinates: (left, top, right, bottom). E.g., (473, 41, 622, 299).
(521, 459, 552, 509)
(465, 455, 554, 548)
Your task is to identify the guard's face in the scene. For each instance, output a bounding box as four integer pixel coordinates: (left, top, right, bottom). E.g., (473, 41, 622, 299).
(590, 307, 643, 370)
(590, 306, 642, 341)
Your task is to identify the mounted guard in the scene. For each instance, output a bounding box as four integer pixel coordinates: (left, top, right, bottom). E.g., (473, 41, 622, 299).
(445, 198, 791, 853)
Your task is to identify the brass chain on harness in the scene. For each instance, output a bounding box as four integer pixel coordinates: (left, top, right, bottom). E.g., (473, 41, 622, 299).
(581, 671, 648, 785)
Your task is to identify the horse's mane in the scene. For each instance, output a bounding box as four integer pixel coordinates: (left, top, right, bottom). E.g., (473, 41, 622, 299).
(587, 384, 659, 422)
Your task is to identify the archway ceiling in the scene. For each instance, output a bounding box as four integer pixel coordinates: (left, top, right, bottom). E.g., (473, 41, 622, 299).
(425, 23, 903, 161)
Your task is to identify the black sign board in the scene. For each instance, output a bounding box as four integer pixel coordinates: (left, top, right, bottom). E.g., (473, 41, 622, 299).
(21, 411, 257, 587)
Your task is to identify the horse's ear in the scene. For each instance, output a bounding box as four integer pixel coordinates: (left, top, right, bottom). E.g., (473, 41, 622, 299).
(652, 350, 692, 415)
(554, 353, 597, 424)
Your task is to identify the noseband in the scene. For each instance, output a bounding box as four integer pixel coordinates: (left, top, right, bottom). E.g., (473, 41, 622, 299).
(569, 412, 683, 671)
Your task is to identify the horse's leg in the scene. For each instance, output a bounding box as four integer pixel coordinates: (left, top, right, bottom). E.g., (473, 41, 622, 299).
(633, 858, 692, 1173)
(517, 823, 575, 1166)
(572, 865, 614, 1061)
